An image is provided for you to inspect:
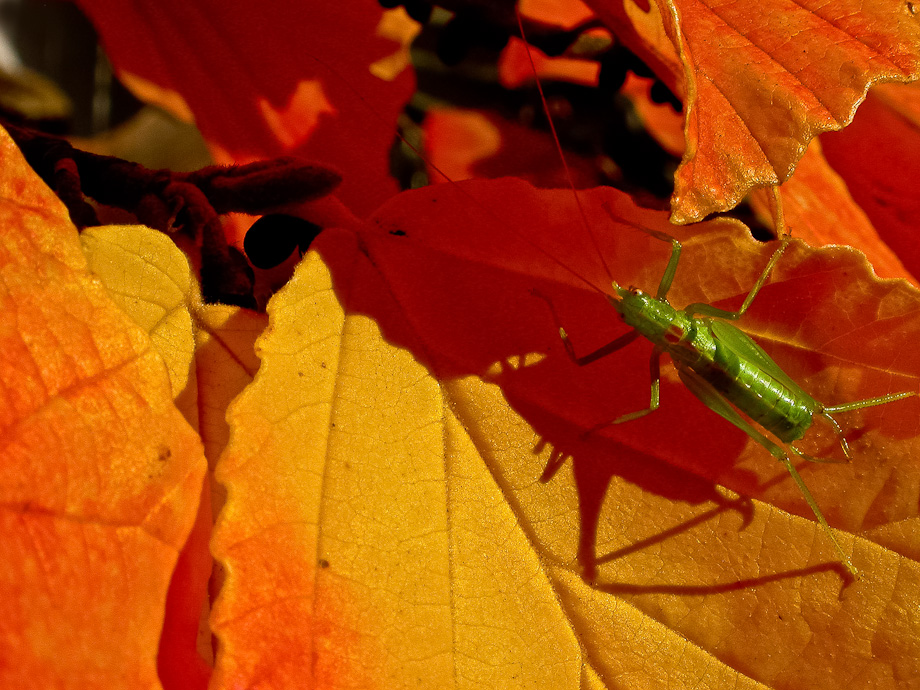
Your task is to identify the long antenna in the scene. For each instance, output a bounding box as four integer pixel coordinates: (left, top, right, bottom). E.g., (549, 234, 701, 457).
(294, 21, 612, 297)
(513, 7, 615, 285)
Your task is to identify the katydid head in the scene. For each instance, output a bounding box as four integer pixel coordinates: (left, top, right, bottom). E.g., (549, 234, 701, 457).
(611, 285, 687, 346)
(608, 282, 647, 312)
(608, 281, 642, 305)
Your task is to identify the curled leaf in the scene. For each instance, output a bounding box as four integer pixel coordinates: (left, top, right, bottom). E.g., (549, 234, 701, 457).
(589, 0, 920, 221)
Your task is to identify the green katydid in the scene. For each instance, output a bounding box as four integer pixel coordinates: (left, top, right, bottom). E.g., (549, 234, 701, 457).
(536, 216, 916, 577)
(504, 9, 916, 577)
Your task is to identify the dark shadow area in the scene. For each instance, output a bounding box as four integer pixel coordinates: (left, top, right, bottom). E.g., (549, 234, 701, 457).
(314, 178, 920, 593)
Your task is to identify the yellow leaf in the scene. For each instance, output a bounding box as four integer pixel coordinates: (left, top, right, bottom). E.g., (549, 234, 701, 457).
(81, 225, 199, 400)
(210, 198, 920, 688)
(79, 224, 268, 455)
(211, 247, 589, 687)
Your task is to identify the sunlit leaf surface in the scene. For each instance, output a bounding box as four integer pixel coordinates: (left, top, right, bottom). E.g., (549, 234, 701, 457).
(81, 225, 198, 399)
(588, 0, 920, 222)
(77, 223, 268, 690)
(210, 177, 920, 688)
(0, 128, 206, 688)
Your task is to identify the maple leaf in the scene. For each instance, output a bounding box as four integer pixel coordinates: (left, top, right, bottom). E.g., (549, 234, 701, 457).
(211, 180, 920, 688)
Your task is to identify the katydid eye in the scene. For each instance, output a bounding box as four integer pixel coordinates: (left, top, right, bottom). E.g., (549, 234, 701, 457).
(243, 214, 322, 269)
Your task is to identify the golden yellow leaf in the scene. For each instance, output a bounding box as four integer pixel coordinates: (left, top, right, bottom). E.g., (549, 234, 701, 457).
(78, 223, 268, 454)
(210, 219, 920, 688)
(80, 225, 199, 400)
(77, 222, 268, 687)
(212, 246, 594, 688)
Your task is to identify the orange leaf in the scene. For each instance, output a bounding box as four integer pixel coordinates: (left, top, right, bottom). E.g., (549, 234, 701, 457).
(621, 72, 686, 156)
(748, 141, 913, 283)
(423, 107, 599, 188)
(588, 0, 920, 222)
(212, 251, 456, 687)
(499, 37, 600, 89)
(821, 82, 920, 280)
(0, 128, 206, 687)
(520, 0, 596, 30)
(51, 4, 920, 683)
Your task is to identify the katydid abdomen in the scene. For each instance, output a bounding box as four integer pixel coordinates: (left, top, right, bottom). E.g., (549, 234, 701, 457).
(695, 334, 815, 444)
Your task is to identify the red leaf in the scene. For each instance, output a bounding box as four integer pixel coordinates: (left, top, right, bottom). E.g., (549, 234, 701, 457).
(75, 0, 415, 216)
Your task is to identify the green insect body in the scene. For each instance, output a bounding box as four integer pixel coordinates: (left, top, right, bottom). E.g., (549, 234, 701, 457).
(614, 287, 816, 444)
(549, 229, 916, 577)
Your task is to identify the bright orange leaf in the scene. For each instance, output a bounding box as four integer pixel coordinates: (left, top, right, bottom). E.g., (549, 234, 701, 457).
(0, 128, 206, 687)
(821, 82, 920, 280)
(499, 37, 600, 89)
(520, 0, 596, 30)
(621, 72, 686, 156)
(423, 107, 600, 188)
(588, 0, 920, 222)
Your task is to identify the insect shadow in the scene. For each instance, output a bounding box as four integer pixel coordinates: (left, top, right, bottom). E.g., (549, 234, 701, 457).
(318, 180, 918, 589)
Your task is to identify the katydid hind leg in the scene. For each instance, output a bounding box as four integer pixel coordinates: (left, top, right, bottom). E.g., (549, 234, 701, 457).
(823, 390, 917, 415)
(676, 367, 859, 577)
(817, 390, 916, 459)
